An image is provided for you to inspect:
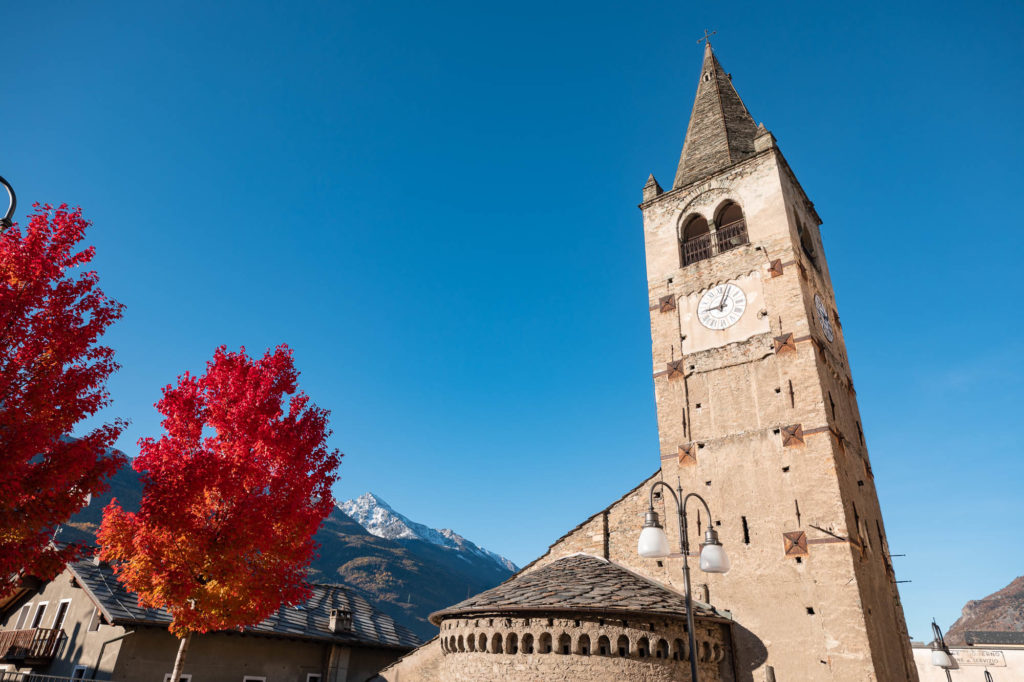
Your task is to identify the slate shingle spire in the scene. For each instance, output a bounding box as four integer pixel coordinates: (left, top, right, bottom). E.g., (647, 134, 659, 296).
(673, 42, 759, 189)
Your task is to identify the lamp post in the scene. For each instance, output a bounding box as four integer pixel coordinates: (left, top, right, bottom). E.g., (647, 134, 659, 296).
(637, 480, 730, 682)
(0, 175, 15, 231)
(930, 619, 955, 681)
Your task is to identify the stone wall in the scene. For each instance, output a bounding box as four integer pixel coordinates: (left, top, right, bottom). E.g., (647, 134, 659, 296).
(436, 615, 731, 682)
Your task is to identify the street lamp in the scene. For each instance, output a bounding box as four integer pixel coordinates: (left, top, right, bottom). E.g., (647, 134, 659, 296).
(930, 619, 955, 680)
(637, 480, 730, 682)
(0, 175, 16, 231)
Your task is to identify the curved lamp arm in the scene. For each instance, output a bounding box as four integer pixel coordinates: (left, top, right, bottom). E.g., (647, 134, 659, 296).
(647, 479, 681, 511)
(683, 491, 715, 532)
(0, 175, 15, 230)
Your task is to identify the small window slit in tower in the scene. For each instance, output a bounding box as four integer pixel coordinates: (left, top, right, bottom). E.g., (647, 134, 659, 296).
(741, 516, 750, 544)
(795, 556, 802, 564)
(695, 403, 702, 409)
(828, 392, 836, 420)
(788, 380, 795, 407)
(774, 387, 781, 394)
(705, 480, 712, 487)
(795, 500, 801, 527)
(806, 607, 815, 615)
(782, 466, 790, 473)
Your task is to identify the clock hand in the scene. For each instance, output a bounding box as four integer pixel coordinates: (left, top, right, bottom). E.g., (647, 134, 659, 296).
(717, 286, 730, 311)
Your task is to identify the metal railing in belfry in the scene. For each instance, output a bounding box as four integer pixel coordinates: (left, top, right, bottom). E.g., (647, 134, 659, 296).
(681, 219, 749, 266)
(682, 233, 713, 265)
(715, 219, 748, 253)
(716, 218, 749, 251)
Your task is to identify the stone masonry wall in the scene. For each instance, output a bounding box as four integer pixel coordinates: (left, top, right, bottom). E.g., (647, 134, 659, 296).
(436, 615, 730, 682)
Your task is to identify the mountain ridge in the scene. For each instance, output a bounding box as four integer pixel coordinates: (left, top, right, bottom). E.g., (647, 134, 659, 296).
(945, 575, 1024, 645)
(339, 492, 517, 573)
(64, 464, 515, 639)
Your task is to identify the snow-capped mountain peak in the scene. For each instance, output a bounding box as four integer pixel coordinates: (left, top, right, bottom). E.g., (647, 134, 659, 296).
(339, 493, 517, 573)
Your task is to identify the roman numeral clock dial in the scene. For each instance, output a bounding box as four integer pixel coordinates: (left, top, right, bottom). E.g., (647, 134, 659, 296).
(814, 293, 835, 342)
(697, 284, 747, 330)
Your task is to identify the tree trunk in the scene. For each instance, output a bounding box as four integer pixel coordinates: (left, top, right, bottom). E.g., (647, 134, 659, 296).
(169, 631, 192, 682)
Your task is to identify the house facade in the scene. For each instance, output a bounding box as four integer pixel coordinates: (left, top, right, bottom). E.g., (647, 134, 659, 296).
(0, 560, 419, 682)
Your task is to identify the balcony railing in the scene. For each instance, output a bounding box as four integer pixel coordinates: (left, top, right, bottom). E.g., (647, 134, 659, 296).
(0, 673, 80, 682)
(681, 233, 713, 266)
(681, 219, 749, 266)
(715, 219, 748, 253)
(0, 628, 63, 663)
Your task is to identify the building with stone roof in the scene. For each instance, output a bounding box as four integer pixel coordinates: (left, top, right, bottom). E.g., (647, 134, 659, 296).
(0, 559, 419, 681)
(380, 39, 917, 682)
(428, 554, 735, 681)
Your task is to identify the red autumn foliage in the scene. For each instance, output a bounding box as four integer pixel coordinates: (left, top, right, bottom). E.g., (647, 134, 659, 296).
(98, 345, 340, 636)
(0, 204, 125, 598)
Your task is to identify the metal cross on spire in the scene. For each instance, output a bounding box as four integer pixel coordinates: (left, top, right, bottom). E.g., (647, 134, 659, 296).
(697, 29, 716, 46)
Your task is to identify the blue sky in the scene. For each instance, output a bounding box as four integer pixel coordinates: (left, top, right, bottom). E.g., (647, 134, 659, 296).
(4, 0, 1022, 641)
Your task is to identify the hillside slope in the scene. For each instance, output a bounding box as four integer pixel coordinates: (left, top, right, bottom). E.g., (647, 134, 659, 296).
(945, 575, 1024, 645)
(65, 465, 513, 639)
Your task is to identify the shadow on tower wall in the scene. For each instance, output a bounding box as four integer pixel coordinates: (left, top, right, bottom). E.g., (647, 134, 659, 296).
(728, 623, 768, 682)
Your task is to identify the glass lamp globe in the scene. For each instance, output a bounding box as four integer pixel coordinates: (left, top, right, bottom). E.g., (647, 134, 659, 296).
(638, 525, 670, 558)
(931, 649, 954, 668)
(699, 543, 731, 573)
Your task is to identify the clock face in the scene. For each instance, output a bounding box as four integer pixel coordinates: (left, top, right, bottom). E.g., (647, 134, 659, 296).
(814, 293, 835, 342)
(697, 284, 747, 330)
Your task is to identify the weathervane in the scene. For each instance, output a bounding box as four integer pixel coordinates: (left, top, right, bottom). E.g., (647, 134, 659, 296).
(697, 29, 716, 46)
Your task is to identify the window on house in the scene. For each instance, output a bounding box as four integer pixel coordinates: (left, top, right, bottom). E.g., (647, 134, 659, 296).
(14, 604, 31, 629)
(30, 602, 48, 629)
(242, 677, 266, 682)
(52, 600, 72, 631)
(71, 666, 89, 679)
(163, 675, 191, 682)
(87, 607, 102, 632)
(307, 675, 322, 682)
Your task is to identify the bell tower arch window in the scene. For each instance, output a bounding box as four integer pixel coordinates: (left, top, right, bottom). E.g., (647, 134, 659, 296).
(714, 202, 748, 254)
(797, 217, 817, 267)
(681, 216, 712, 265)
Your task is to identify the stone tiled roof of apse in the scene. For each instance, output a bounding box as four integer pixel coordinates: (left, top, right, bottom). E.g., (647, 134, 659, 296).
(673, 43, 759, 189)
(430, 553, 729, 625)
(69, 560, 420, 650)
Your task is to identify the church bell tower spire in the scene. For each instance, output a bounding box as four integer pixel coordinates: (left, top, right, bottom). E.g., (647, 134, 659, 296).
(674, 42, 759, 189)
(637, 43, 920, 680)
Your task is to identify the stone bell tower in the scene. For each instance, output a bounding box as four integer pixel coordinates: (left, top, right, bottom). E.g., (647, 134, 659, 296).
(639, 43, 919, 680)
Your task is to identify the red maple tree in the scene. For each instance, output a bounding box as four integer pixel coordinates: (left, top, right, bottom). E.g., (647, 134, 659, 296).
(98, 345, 340, 679)
(0, 203, 125, 598)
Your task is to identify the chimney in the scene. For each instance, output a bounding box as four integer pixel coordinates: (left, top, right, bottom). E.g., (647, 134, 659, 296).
(328, 608, 352, 633)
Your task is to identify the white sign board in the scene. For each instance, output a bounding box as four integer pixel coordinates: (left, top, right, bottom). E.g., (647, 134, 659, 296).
(952, 649, 1006, 667)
